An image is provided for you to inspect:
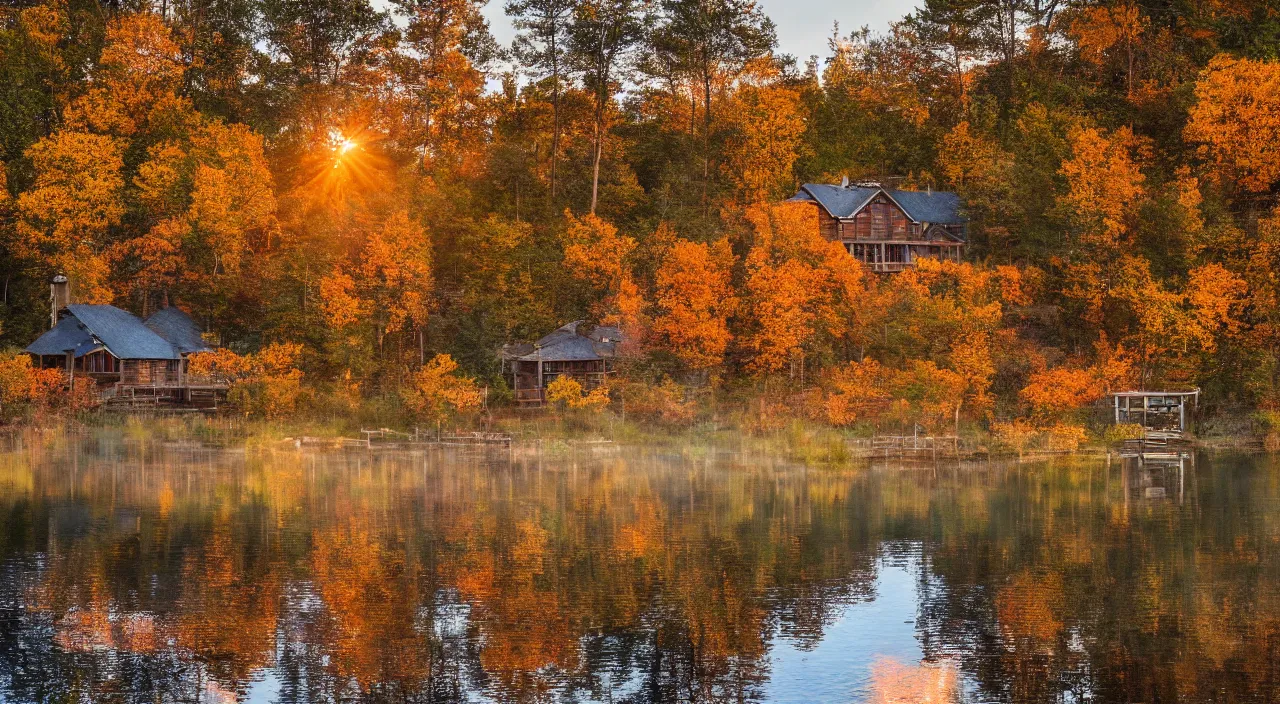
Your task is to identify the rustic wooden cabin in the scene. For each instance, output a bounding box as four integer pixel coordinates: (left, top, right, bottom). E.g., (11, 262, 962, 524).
(788, 181, 966, 272)
(501, 321, 622, 406)
(26, 301, 224, 408)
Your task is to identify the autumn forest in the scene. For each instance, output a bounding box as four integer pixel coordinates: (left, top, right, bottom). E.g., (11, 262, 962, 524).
(2, 0, 1280, 441)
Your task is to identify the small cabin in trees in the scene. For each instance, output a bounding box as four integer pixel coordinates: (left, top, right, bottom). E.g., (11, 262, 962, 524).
(25, 276, 225, 408)
(788, 181, 967, 272)
(501, 321, 623, 406)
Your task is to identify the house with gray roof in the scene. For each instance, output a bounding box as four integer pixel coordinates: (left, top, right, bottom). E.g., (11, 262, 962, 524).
(788, 181, 966, 272)
(501, 321, 622, 406)
(27, 292, 224, 406)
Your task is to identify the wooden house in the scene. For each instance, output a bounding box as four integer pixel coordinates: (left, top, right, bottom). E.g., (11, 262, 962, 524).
(26, 298, 225, 408)
(788, 181, 966, 272)
(501, 321, 622, 406)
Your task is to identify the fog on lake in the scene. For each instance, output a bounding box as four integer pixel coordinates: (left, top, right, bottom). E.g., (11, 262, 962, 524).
(0, 429, 1268, 702)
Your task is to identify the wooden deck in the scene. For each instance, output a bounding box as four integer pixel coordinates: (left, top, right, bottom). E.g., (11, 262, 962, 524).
(101, 383, 228, 410)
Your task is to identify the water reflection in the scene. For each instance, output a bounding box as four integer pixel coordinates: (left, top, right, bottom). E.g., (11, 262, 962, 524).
(0, 430, 1277, 702)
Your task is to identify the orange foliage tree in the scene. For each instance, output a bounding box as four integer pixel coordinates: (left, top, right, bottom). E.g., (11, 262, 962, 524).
(561, 211, 643, 329)
(1186, 55, 1280, 193)
(821, 358, 890, 427)
(0, 352, 63, 422)
(1069, 3, 1148, 98)
(189, 343, 306, 418)
(720, 70, 806, 204)
(738, 202, 871, 376)
(651, 238, 736, 372)
(15, 132, 125, 302)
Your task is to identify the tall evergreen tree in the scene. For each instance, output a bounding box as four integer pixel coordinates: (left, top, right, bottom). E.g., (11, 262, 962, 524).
(568, 0, 646, 214)
(506, 0, 574, 200)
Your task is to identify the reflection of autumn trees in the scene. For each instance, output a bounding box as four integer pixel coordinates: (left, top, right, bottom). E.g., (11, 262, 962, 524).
(8, 437, 1280, 702)
(174, 517, 281, 685)
(0, 440, 887, 701)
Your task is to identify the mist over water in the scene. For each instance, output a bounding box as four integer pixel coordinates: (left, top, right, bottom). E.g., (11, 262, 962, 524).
(0, 429, 1268, 702)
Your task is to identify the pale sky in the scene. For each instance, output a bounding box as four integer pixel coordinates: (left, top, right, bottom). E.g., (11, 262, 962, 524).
(481, 0, 922, 70)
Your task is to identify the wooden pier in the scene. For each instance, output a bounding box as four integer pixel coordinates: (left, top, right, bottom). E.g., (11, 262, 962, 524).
(867, 434, 961, 459)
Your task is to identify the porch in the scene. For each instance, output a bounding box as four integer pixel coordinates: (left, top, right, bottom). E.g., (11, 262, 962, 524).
(510, 360, 612, 407)
(845, 241, 963, 272)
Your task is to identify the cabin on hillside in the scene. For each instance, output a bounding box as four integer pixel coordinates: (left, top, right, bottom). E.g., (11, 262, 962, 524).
(788, 181, 966, 272)
(500, 321, 622, 406)
(25, 277, 226, 408)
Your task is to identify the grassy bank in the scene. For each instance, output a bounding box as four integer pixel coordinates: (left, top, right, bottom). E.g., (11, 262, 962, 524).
(2, 407, 1211, 468)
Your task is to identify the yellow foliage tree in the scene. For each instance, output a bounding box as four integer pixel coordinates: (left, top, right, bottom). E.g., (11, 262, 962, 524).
(1058, 126, 1147, 249)
(991, 419, 1039, 458)
(888, 360, 967, 434)
(15, 131, 126, 302)
(403, 354, 483, 422)
(720, 77, 806, 203)
(358, 211, 435, 342)
(189, 343, 306, 419)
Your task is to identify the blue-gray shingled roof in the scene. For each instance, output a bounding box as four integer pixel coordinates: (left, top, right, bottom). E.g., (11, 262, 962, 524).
(890, 189, 964, 225)
(25, 315, 97, 357)
(26, 304, 180, 360)
(145, 307, 211, 355)
(504, 321, 622, 362)
(792, 183, 965, 225)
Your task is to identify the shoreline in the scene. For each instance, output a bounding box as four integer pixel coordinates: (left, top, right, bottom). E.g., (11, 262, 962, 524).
(1, 412, 1269, 465)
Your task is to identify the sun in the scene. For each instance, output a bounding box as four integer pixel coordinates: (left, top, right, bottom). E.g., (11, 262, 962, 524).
(308, 125, 387, 190)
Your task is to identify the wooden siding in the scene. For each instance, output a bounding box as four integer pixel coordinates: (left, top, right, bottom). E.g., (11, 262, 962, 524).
(817, 208, 839, 241)
(121, 359, 180, 386)
(836, 195, 925, 241)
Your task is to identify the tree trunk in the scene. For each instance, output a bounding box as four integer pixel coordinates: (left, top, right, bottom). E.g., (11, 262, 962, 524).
(550, 38, 561, 201)
(590, 114, 603, 214)
(702, 69, 713, 212)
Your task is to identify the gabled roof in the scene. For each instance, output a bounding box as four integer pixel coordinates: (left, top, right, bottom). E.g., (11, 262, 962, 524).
(789, 184, 880, 219)
(502, 321, 623, 363)
(145, 307, 211, 355)
(25, 315, 97, 358)
(890, 189, 964, 225)
(26, 304, 180, 360)
(791, 183, 966, 225)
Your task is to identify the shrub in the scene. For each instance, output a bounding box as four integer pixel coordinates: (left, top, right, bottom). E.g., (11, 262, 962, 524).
(545, 376, 610, 412)
(402, 354, 484, 423)
(0, 352, 64, 422)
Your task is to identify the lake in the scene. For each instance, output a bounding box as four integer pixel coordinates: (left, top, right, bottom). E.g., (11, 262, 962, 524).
(0, 429, 1271, 702)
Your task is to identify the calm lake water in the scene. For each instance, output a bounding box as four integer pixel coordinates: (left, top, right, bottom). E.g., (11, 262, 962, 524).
(0, 429, 1272, 702)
